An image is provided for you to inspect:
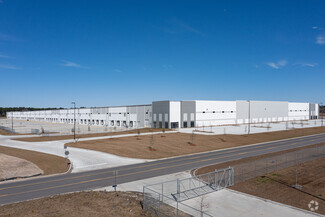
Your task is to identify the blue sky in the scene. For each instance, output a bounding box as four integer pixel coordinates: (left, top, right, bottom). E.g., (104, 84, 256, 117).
(0, 0, 324, 107)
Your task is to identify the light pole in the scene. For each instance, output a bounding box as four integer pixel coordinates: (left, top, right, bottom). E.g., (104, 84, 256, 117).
(11, 112, 14, 133)
(247, 100, 251, 134)
(71, 102, 76, 143)
(320, 102, 323, 126)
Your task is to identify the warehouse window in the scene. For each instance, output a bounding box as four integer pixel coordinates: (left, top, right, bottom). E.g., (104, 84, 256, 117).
(111, 120, 114, 126)
(191, 121, 195, 127)
(183, 122, 188, 128)
(165, 122, 168, 128)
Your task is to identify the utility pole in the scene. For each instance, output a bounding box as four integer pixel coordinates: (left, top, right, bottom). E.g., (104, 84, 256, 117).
(71, 102, 76, 143)
(320, 102, 323, 126)
(247, 100, 251, 134)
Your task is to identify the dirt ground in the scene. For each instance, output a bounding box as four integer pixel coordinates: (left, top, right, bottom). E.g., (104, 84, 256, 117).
(14, 128, 170, 142)
(0, 191, 188, 217)
(0, 146, 69, 175)
(230, 157, 325, 215)
(0, 191, 151, 217)
(0, 129, 32, 136)
(66, 127, 325, 159)
(0, 153, 43, 181)
(195, 143, 325, 175)
(0, 129, 15, 135)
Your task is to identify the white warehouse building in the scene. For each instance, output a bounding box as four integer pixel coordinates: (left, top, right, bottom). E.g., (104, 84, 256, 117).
(7, 100, 319, 129)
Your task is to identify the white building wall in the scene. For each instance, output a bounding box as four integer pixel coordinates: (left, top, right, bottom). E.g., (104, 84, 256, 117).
(7, 105, 151, 129)
(288, 103, 309, 120)
(6, 100, 318, 129)
(195, 101, 237, 126)
(170, 101, 180, 123)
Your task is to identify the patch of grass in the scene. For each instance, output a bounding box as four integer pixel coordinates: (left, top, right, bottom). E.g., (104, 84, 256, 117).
(255, 176, 274, 184)
(271, 173, 282, 177)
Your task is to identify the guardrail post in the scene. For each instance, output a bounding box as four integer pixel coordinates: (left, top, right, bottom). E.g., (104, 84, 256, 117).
(143, 186, 145, 210)
(177, 179, 180, 202)
(228, 167, 231, 186)
(162, 183, 163, 203)
(158, 193, 161, 217)
(214, 169, 217, 189)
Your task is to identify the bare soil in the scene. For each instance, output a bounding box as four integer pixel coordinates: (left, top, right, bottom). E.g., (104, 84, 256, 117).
(0, 146, 69, 175)
(0, 191, 150, 217)
(0, 191, 189, 217)
(195, 143, 325, 175)
(0, 129, 14, 135)
(67, 127, 325, 159)
(0, 129, 32, 136)
(14, 128, 171, 142)
(230, 157, 325, 215)
(0, 153, 43, 181)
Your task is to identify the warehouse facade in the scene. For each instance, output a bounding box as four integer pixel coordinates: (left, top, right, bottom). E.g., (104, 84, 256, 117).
(7, 100, 319, 129)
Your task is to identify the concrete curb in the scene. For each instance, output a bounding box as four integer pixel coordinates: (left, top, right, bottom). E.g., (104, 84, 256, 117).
(152, 132, 325, 162)
(0, 159, 73, 184)
(0, 173, 42, 182)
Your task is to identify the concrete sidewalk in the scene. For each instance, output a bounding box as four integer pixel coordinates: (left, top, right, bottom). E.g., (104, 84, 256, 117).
(0, 135, 148, 173)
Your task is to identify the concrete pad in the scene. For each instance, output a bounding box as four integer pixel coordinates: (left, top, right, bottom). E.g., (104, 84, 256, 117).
(97, 171, 321, 217)
(179, 119, 325, 135)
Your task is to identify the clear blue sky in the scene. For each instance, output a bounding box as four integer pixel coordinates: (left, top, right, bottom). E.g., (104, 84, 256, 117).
(0, 0, 324, 108)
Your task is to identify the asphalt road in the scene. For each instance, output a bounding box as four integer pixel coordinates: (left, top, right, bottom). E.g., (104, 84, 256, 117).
(0, 133, 324, 206)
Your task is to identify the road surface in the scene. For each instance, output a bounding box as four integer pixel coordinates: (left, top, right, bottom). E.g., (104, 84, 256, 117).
(0, 133, 324, 205)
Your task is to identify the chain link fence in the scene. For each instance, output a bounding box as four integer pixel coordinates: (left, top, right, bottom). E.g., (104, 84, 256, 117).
(233, 144, 325, 184)
(143, 167, 234, 217)
(0, 125, 15, 134)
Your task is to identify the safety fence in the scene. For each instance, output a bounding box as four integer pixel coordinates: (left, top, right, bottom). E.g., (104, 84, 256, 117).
(0, 125, 15, 134)
(232, 144, 325, 184)
(143, 167, 234, 217)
